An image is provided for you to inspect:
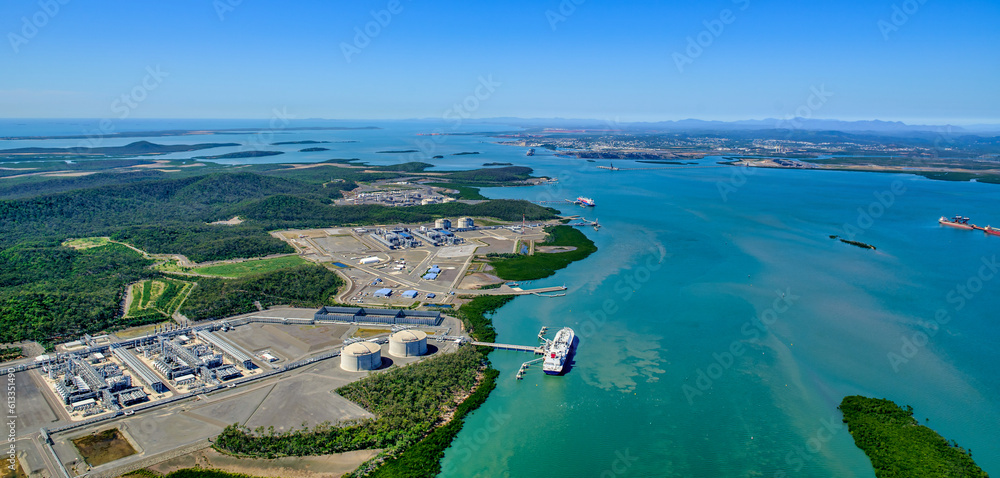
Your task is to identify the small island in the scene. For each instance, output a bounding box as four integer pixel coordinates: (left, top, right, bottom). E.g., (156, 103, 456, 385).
(271, 140, 330, 145)
(482, 162, 513, 166)
(452, 151, 480, 155)
(192, 150, 285, 160)
(839, 395, 988, 477)
(0, 140, 239, 158)
(830, 235, 877, 250)
(376, 149, 419, 154)
(300, 147, 330, 152)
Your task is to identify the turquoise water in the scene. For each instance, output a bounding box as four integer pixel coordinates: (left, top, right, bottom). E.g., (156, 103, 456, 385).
(3, 122, 998, 476)
(439, 157, 1000, 477)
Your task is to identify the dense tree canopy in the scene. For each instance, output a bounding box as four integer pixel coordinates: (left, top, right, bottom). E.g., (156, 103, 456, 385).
(839, 395, 988, 478)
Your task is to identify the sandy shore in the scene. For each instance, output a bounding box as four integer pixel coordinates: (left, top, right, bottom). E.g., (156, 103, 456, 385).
(149, 447, 380, 478)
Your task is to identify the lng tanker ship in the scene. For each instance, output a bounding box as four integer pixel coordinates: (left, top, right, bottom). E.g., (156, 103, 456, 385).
(543, 327, 575, 375)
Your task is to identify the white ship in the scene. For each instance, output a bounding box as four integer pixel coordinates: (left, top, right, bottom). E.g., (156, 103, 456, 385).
(542, 327, 575, 375)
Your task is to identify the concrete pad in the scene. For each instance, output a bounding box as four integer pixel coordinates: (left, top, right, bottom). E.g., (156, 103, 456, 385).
(186, 384, 277, 428)
(13, 371, 60, 436)
(243, 374, 372, 433)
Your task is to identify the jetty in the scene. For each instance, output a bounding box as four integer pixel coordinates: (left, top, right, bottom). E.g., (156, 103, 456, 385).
(471, 327, 559, 379)
(509, 285, 567, 294)
(471, 342, 544, 354)
(566, 217, 600, 230)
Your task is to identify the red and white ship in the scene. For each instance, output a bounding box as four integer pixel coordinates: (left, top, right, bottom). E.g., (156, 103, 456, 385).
(939, 216, 974, 230)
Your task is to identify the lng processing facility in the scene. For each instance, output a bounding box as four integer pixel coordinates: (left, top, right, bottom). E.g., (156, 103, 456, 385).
(8, 306, 468, 478)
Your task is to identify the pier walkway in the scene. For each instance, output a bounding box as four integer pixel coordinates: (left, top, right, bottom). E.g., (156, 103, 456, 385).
(472, 342, 544, 354)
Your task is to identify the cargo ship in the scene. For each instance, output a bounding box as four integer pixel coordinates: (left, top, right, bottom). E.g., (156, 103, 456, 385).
(939, 216, 974, 230)
(575, 196, 596, 207)
(543, 327, 575, 375)
(985, 226, 1000, 237)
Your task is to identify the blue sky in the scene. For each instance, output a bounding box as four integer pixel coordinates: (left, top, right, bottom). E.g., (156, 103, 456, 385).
(1, 0, 998, 124)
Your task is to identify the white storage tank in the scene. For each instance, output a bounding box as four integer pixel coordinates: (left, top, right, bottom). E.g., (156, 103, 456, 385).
(434, 218, 452, 230)
(341, 342, 382, 371)
(389, 330, 428, 357)
(457, 217, 474, 229)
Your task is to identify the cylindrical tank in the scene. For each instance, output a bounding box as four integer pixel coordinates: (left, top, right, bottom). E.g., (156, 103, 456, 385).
(389, 330, 428, 357)
(457, 217, 474, 228)
(340, 342, 382, 371)
(434, 218, 451, 230)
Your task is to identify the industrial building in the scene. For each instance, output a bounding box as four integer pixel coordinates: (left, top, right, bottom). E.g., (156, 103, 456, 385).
(389, 330, 428, 357)
(195, 330, 256, 370)
(341, 341, 382, 372)
(373, 288, 392, 298)
(110, 345, 167, 393)
(359, 256, 381, 265)
(314, 307, 442, 325)
(422, 273, 438, 280)
(402, 290, 419, 299)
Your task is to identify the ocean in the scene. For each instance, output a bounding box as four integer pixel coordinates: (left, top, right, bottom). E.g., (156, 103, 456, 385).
(3, 120, 998, 477)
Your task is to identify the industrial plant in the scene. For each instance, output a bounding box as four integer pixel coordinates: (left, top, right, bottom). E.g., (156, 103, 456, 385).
(37, 325, 261, 421)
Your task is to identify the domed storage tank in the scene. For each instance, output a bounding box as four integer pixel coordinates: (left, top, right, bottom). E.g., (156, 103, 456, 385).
(389, 330, 428, 357)
(341, 341, 382, 372)
(434, 218, 451, 230)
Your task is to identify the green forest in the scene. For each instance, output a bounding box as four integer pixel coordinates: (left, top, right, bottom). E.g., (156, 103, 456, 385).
(0, 162, 555, 345)
(180, 265, 343, 321)
(0, 242, 157, 344)
(487, 225, 598, 281)
(839, 395, 988, 478)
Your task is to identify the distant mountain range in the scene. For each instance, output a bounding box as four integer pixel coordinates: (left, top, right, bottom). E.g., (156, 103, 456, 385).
(469, 117, 1000, 135)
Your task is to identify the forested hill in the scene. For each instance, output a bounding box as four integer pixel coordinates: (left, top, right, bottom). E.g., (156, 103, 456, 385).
(0, 166, 558, 345)
(0, 172, 333, 246)
(0, 171, 556, 257)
